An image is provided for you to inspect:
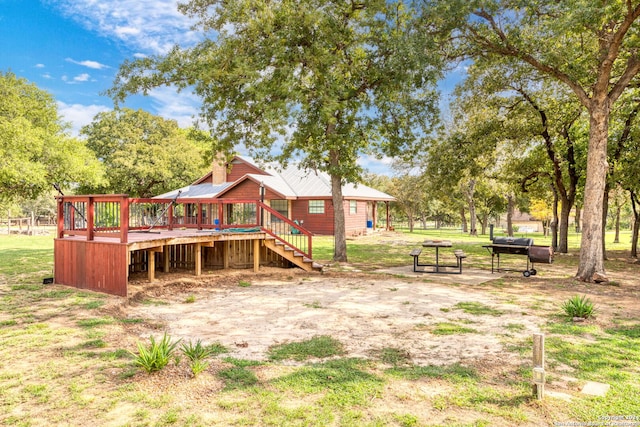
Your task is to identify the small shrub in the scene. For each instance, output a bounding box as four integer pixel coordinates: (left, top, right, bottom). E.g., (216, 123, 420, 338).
(190, 359, 210, 377)
(131, 332, 181, 373)
(238, 280, 251, 287)
(561, 295, 596, 319)
(184, 294, 196, 304)
(181, 339, 213, 362)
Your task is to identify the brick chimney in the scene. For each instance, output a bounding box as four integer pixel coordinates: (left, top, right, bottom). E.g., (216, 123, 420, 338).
(211, 154, 227, 185)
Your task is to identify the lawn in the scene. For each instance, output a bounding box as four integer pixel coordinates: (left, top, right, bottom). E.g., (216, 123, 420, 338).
(0, 231, 639, 426)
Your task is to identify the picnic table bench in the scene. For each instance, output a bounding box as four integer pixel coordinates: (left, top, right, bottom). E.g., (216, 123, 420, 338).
(410, 241, 466, 274)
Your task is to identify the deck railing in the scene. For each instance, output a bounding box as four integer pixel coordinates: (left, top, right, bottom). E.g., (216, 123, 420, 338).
(56, 195, 313, 258)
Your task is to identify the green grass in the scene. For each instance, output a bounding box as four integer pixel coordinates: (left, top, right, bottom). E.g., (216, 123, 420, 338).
(432, 322, 478, 335)
(268, 335, 345, 361)
(453, 301, 505, 316)
(217, 366, 259, 390)
(2, 231, 639, 425)
(545, 323, 640, 419)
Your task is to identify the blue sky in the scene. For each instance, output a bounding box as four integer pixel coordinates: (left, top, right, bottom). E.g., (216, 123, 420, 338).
(0, 0, 202, 133)
(0, 0, 464, 175)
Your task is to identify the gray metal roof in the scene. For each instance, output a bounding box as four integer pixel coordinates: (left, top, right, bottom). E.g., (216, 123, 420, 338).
(154, 182, 233, 199)
(157, 157, 395, 202)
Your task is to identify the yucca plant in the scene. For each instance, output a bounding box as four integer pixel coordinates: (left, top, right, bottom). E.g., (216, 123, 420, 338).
(181, 339, 213, 362)
(181, 339, 214, 377)
(190, 358, 210, 376)
(131, 332, 181, 373)
(561, 295, 596, 319)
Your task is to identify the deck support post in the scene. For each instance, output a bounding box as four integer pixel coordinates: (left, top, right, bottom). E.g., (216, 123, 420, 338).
(148, 250, 155, 282)
(253, 239, 260, 272)
(163, 245, 170, 273)
(223, 241, 230, 269)
(195, 243, 202, 276)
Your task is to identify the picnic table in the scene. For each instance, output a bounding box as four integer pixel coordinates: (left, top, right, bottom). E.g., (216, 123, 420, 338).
(409, 240, 466, 274)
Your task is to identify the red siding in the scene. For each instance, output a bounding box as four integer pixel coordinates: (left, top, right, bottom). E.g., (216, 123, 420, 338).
(223, 180, 262, 199)
(54, 239, 128, 296)
(344, 200, 368, 236)
(228, 159, 269, 181)
(291, 199, 335, 235)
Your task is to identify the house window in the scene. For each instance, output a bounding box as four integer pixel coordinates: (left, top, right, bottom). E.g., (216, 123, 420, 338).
(349, 200, 357, 214)
(308, 200, 325, 214)
(270, 199, 288, 218)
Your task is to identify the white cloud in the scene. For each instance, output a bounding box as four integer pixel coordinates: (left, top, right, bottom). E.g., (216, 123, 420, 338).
(57, 101, 111, 136)
(73, 73, 91, 82)
(357, 154, 394, 176)
(52, 0, 202, 54)
(35, 63, 45, 68)
(147, 86, 201, 128)
(66, 58, 109, 69)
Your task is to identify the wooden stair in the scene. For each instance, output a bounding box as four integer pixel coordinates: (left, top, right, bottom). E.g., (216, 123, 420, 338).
(263, 237, 323, 272)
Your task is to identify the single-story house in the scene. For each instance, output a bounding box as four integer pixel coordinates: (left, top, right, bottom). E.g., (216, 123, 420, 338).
(156, 156, 395, 236)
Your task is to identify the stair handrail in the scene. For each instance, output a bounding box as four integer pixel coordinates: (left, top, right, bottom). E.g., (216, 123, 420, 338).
(257, 201, 313, 259)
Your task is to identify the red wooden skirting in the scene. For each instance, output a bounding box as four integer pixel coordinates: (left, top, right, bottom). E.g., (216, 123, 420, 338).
(54, 195, 316, 296)
(54, 239, 128, 296)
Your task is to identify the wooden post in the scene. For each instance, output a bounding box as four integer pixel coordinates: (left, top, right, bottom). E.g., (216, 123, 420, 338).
(223, 241, 230, 269)
(253, 239, 260, 272)
(87, 197, 95, 241)
(533, 333, 545, 400)
(195, 243, 202, 276)
(163, 245, 170, 273)
(148, 250, 156, 282)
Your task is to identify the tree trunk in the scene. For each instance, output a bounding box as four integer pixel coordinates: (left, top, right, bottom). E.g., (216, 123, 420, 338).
(630, 191, 638, 258)
(506, 194, 514, 237)
(614, 204, 621, 244)
(331, 172, 347, 262)
(552, 186, 559, 250)
(576, 102, 609, 282)
(460, 206, 468, 233)
(575, 205, 582, 233)
(478, 213, 488, 235)
(602, 186, 610, 260)
(408, 211, 414, 233)
(466, 180, 477, 236)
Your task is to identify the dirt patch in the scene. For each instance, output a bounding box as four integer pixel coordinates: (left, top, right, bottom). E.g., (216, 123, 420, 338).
(109, 251, 640, 371)
(116, 268, 540, 367)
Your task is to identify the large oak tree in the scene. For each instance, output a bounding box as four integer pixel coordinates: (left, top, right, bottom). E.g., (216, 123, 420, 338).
(109, 0, 444, 262)
(80, 108, 210, 198)
(0, 72, 101, 202)
(430, 0, 640, 282)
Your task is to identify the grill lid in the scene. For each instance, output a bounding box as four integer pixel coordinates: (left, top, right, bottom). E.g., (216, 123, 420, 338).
(492, 237, 533, 246)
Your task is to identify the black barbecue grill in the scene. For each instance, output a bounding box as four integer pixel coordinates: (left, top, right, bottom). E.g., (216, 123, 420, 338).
(483, 236, 553, 277)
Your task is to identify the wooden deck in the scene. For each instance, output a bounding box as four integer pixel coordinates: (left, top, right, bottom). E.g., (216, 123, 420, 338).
(54, 195, 321, 296)
(55, 229, 316, 297)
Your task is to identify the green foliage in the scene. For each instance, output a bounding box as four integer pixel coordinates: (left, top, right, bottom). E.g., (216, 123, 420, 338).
(80, 108, 210, 197)
(109, 1, 445, 261)
(189, 359, 209, 377)
(268, 335, 345, 361)
(0, 71, 103, 202)
(561, 295, 596, 319)
(131, 333, 182, 373)
(180, 339, 213, 362)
